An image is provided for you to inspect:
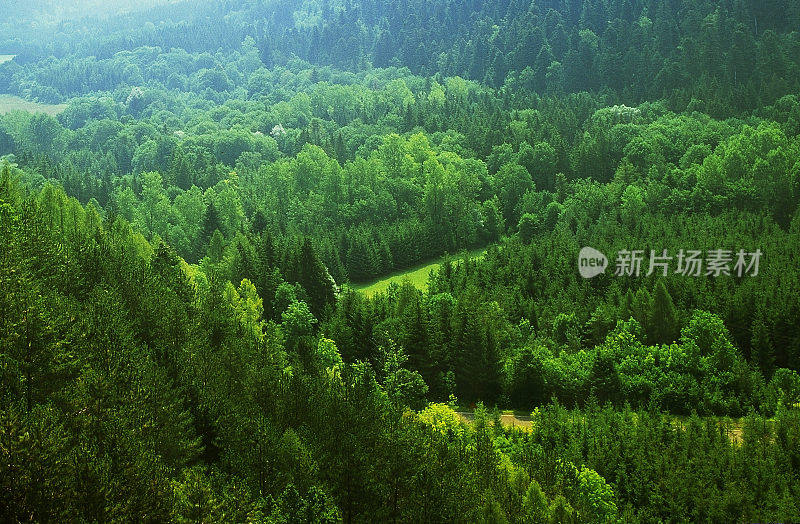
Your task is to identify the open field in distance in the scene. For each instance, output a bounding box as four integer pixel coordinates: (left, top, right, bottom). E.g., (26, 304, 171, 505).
(0, 94, 67, 116)
(351, 247, 488, 297)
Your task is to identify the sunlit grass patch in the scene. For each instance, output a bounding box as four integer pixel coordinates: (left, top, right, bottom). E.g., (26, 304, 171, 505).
(0, 94, 67, 116)
(352, 247, 488, 297)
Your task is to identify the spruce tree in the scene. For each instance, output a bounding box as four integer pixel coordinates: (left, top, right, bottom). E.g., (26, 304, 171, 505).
(751, 315, 775, 374)
(648, 281, 680, 344)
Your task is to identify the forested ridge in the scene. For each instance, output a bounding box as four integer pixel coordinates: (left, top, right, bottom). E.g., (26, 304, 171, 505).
(4, 0, 800, 113)
(1, 0, 800, 522)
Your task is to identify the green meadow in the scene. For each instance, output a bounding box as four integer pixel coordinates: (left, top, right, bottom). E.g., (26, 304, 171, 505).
(351, 247, 488, 297)
(0, 94, 67, 116)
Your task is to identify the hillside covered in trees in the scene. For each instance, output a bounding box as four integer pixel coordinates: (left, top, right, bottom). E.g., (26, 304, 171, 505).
(2, 1, 800, 522)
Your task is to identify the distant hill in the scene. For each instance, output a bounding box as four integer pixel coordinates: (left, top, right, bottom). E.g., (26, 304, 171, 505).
(1, 0, 798, 114)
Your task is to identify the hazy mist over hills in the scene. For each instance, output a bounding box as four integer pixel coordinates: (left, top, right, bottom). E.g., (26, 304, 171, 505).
(4, 0, 175, 21)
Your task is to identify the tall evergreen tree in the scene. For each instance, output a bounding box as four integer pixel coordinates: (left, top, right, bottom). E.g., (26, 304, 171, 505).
(648, 281, 680, 344)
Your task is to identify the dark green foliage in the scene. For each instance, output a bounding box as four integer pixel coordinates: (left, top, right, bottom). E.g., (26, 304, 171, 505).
(648, 281, 680, 344)
(2, 1, 800, 521)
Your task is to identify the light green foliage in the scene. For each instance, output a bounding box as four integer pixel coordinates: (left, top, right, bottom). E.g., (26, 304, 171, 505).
(281, 300, 317, 340)
(418, 403, 467, 439)
(518, 213, 538, 244)
(495, 162, 533, 226)
(171, 468, 219, 523)
(548, 495, 576, 524)
(620, 184, 645, 227)
(576, 467, 617, 523)
(521, 479, 550, 523)
(380, 341, 429, 410)
(770, 368, 800, 408)
(236, 278, 265, 338)
(316, 337, 344, 372)
(680, 310, 733, 356)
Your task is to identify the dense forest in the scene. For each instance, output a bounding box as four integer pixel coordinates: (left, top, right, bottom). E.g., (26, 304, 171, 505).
(1, 0, 800, 522)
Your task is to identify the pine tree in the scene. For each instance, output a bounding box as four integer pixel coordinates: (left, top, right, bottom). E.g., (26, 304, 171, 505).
(334, 132, 347, 163)
(631, 288, 652, 336)
(208, 229, 225, 263)
(198, 201, 221, 261)
(522, 479, 550, 522)
(293, 238, 336, 318)
(171, 148, 192, 190)
(751, 315, 775, 374)
(648, 281, 680, 344)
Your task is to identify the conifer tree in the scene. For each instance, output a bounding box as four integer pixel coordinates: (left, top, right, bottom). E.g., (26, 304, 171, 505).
(648, 281, 680, 344)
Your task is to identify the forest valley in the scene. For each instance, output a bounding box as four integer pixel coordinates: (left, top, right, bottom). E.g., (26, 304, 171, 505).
(2, 0, 800, 522)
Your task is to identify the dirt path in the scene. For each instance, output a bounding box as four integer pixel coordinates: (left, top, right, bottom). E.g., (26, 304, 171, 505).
(455, 411, 533, 430)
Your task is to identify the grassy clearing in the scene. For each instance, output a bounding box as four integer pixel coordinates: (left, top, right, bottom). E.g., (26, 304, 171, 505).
(452, 406, 757, 441)
(0, 55, 15, 65)
(351, 247, 488, 297)
(0, 94, 68, 116)
(455, 411, 534, 430)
